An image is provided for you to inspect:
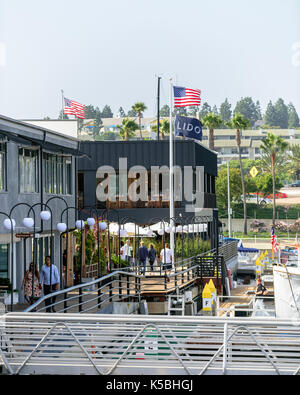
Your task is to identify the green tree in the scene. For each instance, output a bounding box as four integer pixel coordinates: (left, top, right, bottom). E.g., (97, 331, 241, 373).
(216, 167, 243, 209)
(219, 98, 232, 125)
(228, 113, 251, 235)
(160, 105, 170, 117)
(260, 133, 289, 226)
(116, 118, 138, 141)
(274, 98, 288, 129)
(288, 103, 300, 128)
(199, 102, 211, 119)
(234, 97, 258, 127)
(264, 101, 278, 127)
(131, 102, 147, 139)
(58, 109, 69, 120)
(101, 105, 113, 118)
(255, 173, 283, 198)
(201, 113, 223, 151)
(151, 119, 170, 140)
(118, 107, 126, 118)
(287, 145, 300, 180)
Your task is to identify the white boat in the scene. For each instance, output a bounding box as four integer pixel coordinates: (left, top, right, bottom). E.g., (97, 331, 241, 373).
(273, 264, 300, 319)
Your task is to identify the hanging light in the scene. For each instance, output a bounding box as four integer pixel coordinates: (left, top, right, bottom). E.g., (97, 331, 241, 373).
(99, 222, 107, 231)
(147, 229, 153, 237)
(86, 217, 95, 227)
(3, 218, 16, 230)
(166, 226, 172, 233)
(76, 220, 85, 230)
(57, 223, 67, 233)
(158, 228, 165, 236)
(23, 218, 34, 228)
(40, 211, 51, 221)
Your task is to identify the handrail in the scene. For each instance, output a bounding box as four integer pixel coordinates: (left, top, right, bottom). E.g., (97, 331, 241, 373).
(25, 242, 237, 314)
(1, 314, 300, 375)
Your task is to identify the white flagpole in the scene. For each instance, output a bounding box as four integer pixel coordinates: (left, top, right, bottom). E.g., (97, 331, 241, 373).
(169, 79, 175, 258)
(61, 89, 64, 118)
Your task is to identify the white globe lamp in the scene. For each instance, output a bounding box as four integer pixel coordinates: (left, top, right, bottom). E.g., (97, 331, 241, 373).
(40, 211, 51, 221)
(57, 223, 67, 233)
(23, 218, 34, 228)
(76, 220, 85, 230)
(3, 218, 16, 230)
(158, 228, 165, 236)
(86, 217, 95, 227)
(99, 222, 107, 231)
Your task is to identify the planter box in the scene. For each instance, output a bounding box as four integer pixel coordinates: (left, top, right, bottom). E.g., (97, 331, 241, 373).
(4, 292, 19, 305)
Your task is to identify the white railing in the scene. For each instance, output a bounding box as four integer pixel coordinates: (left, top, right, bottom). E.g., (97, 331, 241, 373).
(1, 314, 300, 375)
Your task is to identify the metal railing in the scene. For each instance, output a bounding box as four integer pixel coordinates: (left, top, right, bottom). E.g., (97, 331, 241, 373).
(25, 270, 142, 314)
(1, 314, 300, 375)
(24, 242, 236, 314)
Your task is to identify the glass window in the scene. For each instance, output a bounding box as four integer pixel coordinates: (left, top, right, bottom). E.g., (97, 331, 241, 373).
(18, 148, 39, 193)
(0, 143, 7, 191)
(0, 244, 8, 279)
(43, 153, 72, 195)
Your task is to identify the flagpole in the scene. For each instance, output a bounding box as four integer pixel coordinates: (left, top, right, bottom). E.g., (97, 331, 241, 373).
(61, 89, 64, 119)
(169, 79, 175, 257)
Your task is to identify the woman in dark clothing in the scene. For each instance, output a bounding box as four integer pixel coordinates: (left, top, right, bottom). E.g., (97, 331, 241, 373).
(148, 244, 157, 272)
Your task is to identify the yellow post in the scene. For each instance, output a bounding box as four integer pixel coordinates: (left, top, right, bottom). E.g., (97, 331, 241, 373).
(208, 279, 216, 303)
(202, 284, 212, 313)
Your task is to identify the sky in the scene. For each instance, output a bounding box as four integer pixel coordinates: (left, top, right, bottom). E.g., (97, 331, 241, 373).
(0, 0, 299, 120)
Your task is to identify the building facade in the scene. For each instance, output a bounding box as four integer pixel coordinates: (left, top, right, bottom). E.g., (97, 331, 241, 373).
(0, 115, 81, 300)
(77, 139, 218, 228)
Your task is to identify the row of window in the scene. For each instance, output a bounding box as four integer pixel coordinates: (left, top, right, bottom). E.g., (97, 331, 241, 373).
(0, 143, 72, 195)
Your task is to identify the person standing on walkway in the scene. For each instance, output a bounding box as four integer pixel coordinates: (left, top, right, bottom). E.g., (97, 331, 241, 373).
(160, 243, 173, 281)
(22, 262, 42, 306)
(138, 241, 148, 275)
(148, 244, 157, 272)
(123, 240, 133, 267)
(39, 256, 60, 313)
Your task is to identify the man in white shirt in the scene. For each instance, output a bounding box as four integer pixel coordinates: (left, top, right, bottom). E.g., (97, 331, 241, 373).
(123, 240, 133, 267)
(160, 243, 173, 278)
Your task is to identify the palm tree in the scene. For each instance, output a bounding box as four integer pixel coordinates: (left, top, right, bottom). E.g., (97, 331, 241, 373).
(151, 119, 170, 140)
(228, 113, 250, 236)
(201, 113, 223, 151)
(131, 102, 147, 139)
(260, 133, 289, 226)
(116, 118, 138, 141)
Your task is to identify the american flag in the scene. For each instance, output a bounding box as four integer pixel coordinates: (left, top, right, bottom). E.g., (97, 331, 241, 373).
(271, 227, 278, 253)
(173, 86, 201, 108)
(64, 98, 85, 119)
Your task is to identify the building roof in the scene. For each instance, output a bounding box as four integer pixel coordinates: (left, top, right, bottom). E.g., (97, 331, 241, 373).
(0, 114, 86, 157)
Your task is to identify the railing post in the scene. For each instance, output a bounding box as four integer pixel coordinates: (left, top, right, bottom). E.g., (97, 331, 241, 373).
(64, 291, 68, 313)
(127, 274, 130, 297)
(222, 323, 228, 375)
(79, 287, 82, 313)
(119, 274, 122, 300)
(97, 280, 102, 309)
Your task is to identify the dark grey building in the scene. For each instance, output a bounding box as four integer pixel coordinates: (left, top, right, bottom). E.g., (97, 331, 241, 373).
(78, 140, 218, 224)
(0, 115, 81, 300)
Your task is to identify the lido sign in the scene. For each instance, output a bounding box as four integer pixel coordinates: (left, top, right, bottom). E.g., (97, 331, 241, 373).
(175, 115, 202, 141)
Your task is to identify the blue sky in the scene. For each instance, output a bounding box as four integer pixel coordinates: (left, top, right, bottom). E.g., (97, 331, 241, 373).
(0, 0, 299, 119)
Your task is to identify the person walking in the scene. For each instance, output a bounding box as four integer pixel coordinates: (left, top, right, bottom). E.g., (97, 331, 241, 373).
(138, 241, 148, 275)
(39, 256, 60, 313)
(123, 240, 133, 267)
(22, 262, 42, 306)
(160, 243, 173, 281)
(148, 244, 157, 272)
